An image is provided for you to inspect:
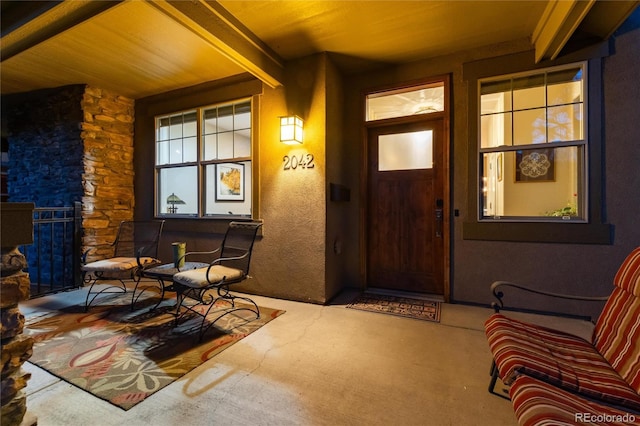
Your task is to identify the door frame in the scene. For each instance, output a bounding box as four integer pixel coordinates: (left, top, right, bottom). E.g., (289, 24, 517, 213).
(360, 75, 451, 301)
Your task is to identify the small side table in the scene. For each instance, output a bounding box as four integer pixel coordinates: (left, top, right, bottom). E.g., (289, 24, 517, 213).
(142, 262, 208, 311)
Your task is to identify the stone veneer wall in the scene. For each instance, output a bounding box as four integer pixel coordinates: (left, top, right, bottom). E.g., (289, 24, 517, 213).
(1, 86, 133, 424)
(80, 87, 135, 261)
(6, 86, 86, 285)
(5, 84, 135, 263)
(6, 86, 85, 207)
(1, 203, 36, 426)
(1, 248, 35, 426)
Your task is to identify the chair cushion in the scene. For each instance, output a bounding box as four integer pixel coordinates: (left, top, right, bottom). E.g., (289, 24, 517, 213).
(485, 313, 640, 412)
(173, 265, 244, 288)
(613, 246, 640, 296)
(509, 375, 639, 426)
(82, 256, 159, 272)
(593, 247, 640, 392)
(593, 286, 640, 393)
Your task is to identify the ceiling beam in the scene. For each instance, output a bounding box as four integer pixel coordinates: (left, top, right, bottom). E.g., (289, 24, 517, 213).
(0, 1, 122, 62)
(578, 1, 640, 40)
(147, 0, 284, 88)
(532, 0, 595, 63)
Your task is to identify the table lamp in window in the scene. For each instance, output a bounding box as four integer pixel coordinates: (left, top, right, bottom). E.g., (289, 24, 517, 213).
(167, 193, 185, 213)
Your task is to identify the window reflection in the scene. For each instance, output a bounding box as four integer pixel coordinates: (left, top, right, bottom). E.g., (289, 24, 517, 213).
(478, 62, 586, 221)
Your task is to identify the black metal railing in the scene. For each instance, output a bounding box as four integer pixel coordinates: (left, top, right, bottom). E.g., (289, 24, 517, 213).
(22, 202, 82, 297)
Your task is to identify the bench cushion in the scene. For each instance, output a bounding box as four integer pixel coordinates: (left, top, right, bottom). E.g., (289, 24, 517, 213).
(173, 265, 244, 288)
(509, 375, 640, 426)
(612, 246, 640, 296)
(593, 247, 640, 393)
(486, 313, 640, 412)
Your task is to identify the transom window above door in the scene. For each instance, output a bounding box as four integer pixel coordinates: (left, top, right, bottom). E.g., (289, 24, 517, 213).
(366, 82, 444, 121)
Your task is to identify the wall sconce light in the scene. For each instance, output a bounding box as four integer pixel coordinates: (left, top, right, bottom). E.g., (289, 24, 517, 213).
(166, 192, 185, 213)
(280, 115, 303, 145)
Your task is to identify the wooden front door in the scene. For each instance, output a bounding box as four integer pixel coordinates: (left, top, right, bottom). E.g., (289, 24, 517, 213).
(366, 118, 445, 295)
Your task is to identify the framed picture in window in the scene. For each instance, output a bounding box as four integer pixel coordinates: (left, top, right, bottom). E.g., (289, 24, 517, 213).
(216, 163, 244, 201)
(515, 148, 555, 182)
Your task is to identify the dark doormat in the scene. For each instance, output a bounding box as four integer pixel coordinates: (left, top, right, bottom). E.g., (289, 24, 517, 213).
(347, 293, 441, 322)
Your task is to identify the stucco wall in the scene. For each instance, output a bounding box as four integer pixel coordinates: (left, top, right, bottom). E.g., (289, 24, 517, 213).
(132, 23, 639, 316)
(250, 54, 328, 303)
(341, 37, 535, 294)
(324, 55, 354, 301)
(341, 26, 640, 319)
(134, 57, 334, 304)
(451, 27, 640, 320)
(603, 24, 640, 250)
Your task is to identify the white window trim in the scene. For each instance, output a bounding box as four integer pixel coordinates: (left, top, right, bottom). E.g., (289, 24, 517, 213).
(154, 98, 253, 219)
(477, 61, 588, 223)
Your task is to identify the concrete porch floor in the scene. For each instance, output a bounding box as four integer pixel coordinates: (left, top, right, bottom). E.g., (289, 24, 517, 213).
(20, 287, 595, 426)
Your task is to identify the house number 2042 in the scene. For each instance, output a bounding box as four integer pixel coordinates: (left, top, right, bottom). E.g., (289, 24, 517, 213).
(283, 153, 315, 170)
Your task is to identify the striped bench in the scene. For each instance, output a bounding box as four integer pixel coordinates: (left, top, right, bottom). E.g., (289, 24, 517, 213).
(510, 376, 639, 426)
(484, 247, 640, 423)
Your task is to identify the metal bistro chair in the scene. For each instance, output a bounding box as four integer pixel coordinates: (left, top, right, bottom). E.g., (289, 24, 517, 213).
(172, 221, 262, 341)
(81, 220, 165, 311)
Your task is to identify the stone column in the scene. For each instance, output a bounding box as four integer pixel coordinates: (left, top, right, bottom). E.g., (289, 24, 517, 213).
(81, 86, 135, 263)
(1, 203, 37, 426)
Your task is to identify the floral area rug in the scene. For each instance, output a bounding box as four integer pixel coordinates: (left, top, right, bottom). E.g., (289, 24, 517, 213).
(347, 293, 441, 322)
(24, 293, 284, 410)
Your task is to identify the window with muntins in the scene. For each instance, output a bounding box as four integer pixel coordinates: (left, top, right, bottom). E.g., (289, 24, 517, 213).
(479, 62, 587, 222)
(155, 99, 252, 218)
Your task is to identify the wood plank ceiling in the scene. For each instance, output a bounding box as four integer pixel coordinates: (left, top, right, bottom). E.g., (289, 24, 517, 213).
(1, 0, 637, 100)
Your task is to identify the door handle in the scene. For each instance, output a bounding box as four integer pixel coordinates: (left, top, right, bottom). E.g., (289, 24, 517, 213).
(435, 209, 443, 238)
(435, 199, 443, 238)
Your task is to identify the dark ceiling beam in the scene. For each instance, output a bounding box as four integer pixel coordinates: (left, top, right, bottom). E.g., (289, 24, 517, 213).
(578, 0, 640, 40)
(1, 1, 62, 38)
(532, 0, 640, 63)
(0, 0, 122, 62)
(532, 0, 596, 63)
(147, 0, 285, 88)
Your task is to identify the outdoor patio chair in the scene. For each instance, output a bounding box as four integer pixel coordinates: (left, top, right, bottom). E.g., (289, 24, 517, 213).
(81, 220, 165, 311)
(172, 221, 262, 341)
